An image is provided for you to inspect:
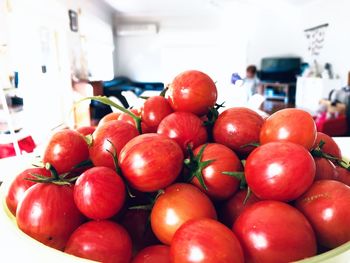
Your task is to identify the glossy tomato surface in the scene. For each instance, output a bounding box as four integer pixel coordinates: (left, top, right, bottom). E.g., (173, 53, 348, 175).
(6, 167, 50, 216)
(260, 108, 317, 150)
(245, 141, 315, 202)
(119, 133, 184, 192)
(296, 180, 350, 249)
(157, 112, 207, 154)
(74, 167, 125, 220)
(170, 218, 244, 263)
(141, 96, 173, 133)
(132, 245, 170, 263)
(150, 183, 217, 245)
(167, 70, 217, 116)
(233, 201, 317, 263)
(98, 112, 121, 126)
(89, 120, 138, 169)
(75, 126, 96, 136)
(213, 107, 264, 157)
(312, 132, 341, 158)
(65, 220, 132, 263)
(190, 143, 242, 200)
(16, 183, 85, 250)
(42, 129, 89, 174)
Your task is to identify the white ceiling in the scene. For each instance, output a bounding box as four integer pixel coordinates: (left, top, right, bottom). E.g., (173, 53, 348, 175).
(104, 0, 314, 16)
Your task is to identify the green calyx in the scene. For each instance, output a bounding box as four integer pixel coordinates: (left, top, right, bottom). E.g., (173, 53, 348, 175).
(204, 102, 225, 128)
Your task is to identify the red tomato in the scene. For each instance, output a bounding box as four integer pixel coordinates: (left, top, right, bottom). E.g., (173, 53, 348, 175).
(167, 70, 217, 116)
(213, 107, 264, 157)
(6, 167, 51, 216)
(119, 134, 184, 192)
(170, 218, 244, 263)
(312, 132, 341, 158)
(190, 143, 242, 200)
(314, 157, 336, 181)
(260, 108, 317, 150)
(16, 183, 85, 250)
(74, 167, 125, 220)
(89, 120, 138, 169)
(233, 201, 317, 262)
(157, 112, 208, 154)
(295, 180, 350, 249)
(141, 96, 173, 133)
(118, 108, 152, 134)
(65, 220, 132, 263)
(75, 126, 96, 136)
(219, 189, 260, 227)
(42, 129, 89, 174)
(245, 141, 315, 202)
(99, 112, 121, 126)
(334, 166, 350, 186)
(150, 183, 217, 245)
(132, 245, 170, 263)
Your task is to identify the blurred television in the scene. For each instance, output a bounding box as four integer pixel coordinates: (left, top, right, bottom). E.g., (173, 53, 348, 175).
(259, 57, 302, 83)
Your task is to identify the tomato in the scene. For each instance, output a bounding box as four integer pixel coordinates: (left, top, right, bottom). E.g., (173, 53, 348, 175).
(190, 143, 242, 200)
(99, 112, 121, 126)
(167, 70, 217, 116)
(219, 189, 260, 228)
(150, 183, 217, 245)
(170, 218, 244, 263)
(119, 134, 184, 192)
(295, 180, 350, 249)
(314, 157, 336, 181)
(42, 129, 89, 174)
(89, 120, 138, 169)
(118, 108, 152, 134)
(132, 245, 170, 263)
(245, 141, 315, 202)
(312, 132, 341, 158)
(73, 167, 125, 220)
(65, 220, 132, 263)
(6, 167, 51, 216)
(75, 126, 96, 136)
(213, 107, 264, 157)
(157, 112, 208, 154)
(233, 201, 317, 262)
(334, 166, 350, 186)
(141, 96, 173, 133)
(16, 183, 85, 250)
(260, 108, 317, 150)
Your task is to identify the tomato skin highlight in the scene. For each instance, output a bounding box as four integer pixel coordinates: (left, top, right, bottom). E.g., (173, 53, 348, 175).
(119, 133, 184, 192)
(16, 184, 85, 251)
(73, 167, 126, 220)
(65, 220, 132, 263)
(151, 183, 217, 245)
(167, 70, 217, 116)
(170, 218, 244, 263)
(245, 141, 316, 202)
(260, 108, 317, 150)
(233, 200, 317, 263)
(296, 180, 350, 249)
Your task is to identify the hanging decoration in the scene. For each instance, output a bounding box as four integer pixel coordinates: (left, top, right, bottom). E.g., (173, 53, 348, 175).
(304, 23, 329, 57)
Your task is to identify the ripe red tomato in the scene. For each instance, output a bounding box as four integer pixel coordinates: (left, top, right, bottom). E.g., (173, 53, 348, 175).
(65, 220, 132, 263)
(157, 112, 208, 154)
(233, 201, 317, 262)
(190, 143, 242, 200)
(75, 126, 96, 136)
(213, 107, 264, 157)
(73, 167, 125, 220)
(295, 180, 350, 249)
(119, 134, 184, 192)
(89, 120, 139, 169)
(260, 108, 317, 150)
(150, 183, 217, 245)
(118, 108, 152, 134)
(141, 96, 174, 133)
(6, 167, 51, 216)
(132, 245, 170, 263)
(334, 166, 350, 186)
(245, 141, 315, 202)
(219, 189, 260, 227)
(314, 157, 336, 181)
(16, 183, 85, 250)
(42, 129, 89, 174)
(170, 218, 244, 263)
(99, 112, 121, 126)
(312, 132, 341, 158)
(167, 70, 217, 116)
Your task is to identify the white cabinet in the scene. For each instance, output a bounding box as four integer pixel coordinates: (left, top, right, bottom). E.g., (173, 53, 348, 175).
(295, 77, 343, 114)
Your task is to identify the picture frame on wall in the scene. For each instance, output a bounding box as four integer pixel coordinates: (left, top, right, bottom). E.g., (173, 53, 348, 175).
(68, 9, 78, 32)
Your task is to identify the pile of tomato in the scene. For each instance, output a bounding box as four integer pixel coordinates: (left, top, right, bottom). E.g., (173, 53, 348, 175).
(5, 69, 350, 263)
